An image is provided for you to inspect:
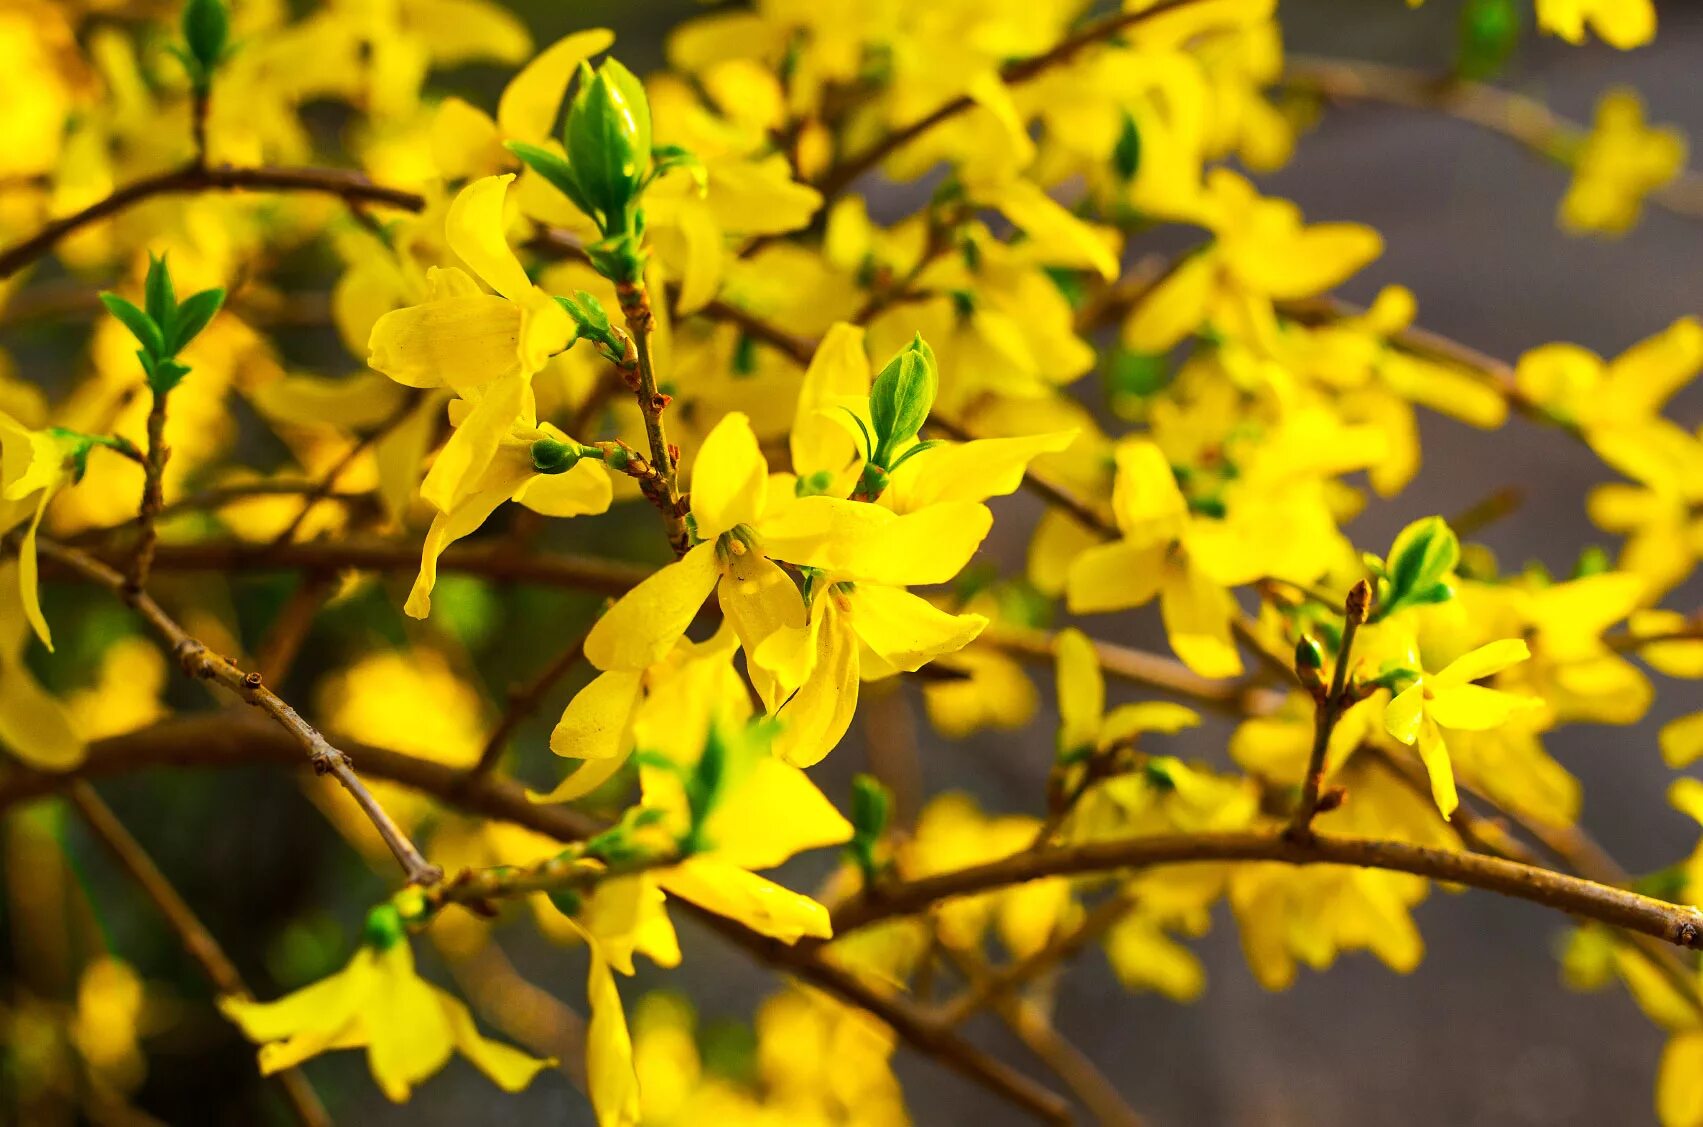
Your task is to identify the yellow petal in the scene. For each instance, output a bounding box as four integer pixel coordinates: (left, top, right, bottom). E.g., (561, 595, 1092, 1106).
(447, 174, 535, 303)
(1065, 539, 1165, 614)
(497, 29, 616, 142)
(718, 551, 805, 700)
(1660, 711, 1703, 768)
(984, 179, 1119, 280)
(1111, 440, 1189, 539)
(419, 376, 529, 513)
(690, 411, 768, 538)
(1415, 718, 1458, 820)
(842, 584, 986, 673)
(439, 991, 554, 1093)
(1100, 702, 1201, 747)
(219, 948, 374, 1044)
(365, 942, 454, 1102)
(550, 670, 644, 760)
(1383, 681, 1425, 746)
(251, 372, 406, 430)
(516, 460, 613, 516)
(1432, 638, 1531, 688)
(705, 756, 853, 870)
(752, 495, 895, 570)
(1055, 628, 1104, 754)
(583, 543, 719, 672)
(1657, 1033, 1703, 1127)
(1158, 565, 1243, 678)
(817, 501, 993, 586)
(768, 601, 860, 767)
(791, 322, 868, 480)
(661, 857, 833, 942)
(887, 430, 1078, 511)
(583, 947, 641, 1127)
(0, 649, 84, 769)
(1122, 252, 1217, 354)
(405, 486, 512, 619)
(431, 97, 503, 180)
(1426, 684, 1536, 731)
(368, 292, 525, 390)
(17, 489, 53, 650)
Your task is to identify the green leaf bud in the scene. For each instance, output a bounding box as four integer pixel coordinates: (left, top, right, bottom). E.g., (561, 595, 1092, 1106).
(868, 333, 938, 462)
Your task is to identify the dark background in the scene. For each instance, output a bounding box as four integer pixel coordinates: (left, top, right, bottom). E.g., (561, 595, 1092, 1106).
(7, 1, 1701, 1124)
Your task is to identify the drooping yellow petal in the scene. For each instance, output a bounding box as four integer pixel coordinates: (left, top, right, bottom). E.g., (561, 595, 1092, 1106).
(1158, 565, 1243, 678)
(517, 460, 613, 516)
(419, 376, 529, 513)
(1055, 628, 1104, 754)
(584, 543, 720, 672)
(0, 646, 84, 770)
(1415, 718, 1458, 820)
(691, 411, 768, 538)
(365, 942, 455, 1102)
(753, 495, 896, 571)
(582, 944, 641, 1127)
(439, 991, 553, 1092)
(767, 601, 860, 767)
(661, 857, 833, 942)
(497, 29, 616, 142)
(16, 489, 54, 650)
(218, 949, 374, 1044)
(550, 671, 644, 761)
(1110, 440, 1189, 541)
(984, 179, 1119, 280)
(1657, 1032, 1703, 1127)
(842, 584, 987, 673)
(447, 174, 536, 303)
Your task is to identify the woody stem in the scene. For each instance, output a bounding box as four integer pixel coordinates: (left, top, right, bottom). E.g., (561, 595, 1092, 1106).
(615, 281, 690, 556)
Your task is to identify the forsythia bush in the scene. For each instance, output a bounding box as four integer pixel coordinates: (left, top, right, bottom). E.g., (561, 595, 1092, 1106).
(0, 0, 1699, 1122)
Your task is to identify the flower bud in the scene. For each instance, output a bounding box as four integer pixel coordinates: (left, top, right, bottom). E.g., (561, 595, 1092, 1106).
(531, 438, 582, 475)
(361, 904, 406, 951)
(868, 333, 937, 461)
(182, 0, 229, 89)
(1295, 635, 1325, 691)
(564, 58, 652, 234)
(850, 774, 891, 843)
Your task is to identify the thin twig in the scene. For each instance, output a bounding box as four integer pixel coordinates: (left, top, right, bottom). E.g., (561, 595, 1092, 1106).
(468, 627, 592, 780)
(126, 389, 169, 593)
(613, 282, 690, 555)
(40, 540, 442, 886)
(67, 782, 330, 1126)
(1288, 580, 1372, 836)
(812, 0, 1214, 200)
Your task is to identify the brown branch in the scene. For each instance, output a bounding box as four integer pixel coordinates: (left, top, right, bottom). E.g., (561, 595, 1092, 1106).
(613, 282, 690, 555)
(826, 828, 1703, 951)
(1283, 56, 1703, 221)
(126, 389, 169, 593)
(812, 0, 1213, 200)
(998, 997, 1145, 1127)
(1288, 580, 1371, 836)
(39, 539, 442, 886)
(0, 164, 424, 279)
(0, 715, 1066, 1124)
(67, 781, 330, 1127)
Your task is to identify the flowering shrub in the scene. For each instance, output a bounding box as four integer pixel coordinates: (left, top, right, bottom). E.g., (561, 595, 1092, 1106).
(0, 0, 1699, 1123)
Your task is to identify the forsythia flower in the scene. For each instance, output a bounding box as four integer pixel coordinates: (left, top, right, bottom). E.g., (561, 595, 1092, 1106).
(1383, 637, 1538, 818)
(0, 561, 81, 770)
(0, 411, 82, 650)
(1561, 89, 1686, 236)
(219, 905, 551, 1102)
(1536, 0, 1656, 49)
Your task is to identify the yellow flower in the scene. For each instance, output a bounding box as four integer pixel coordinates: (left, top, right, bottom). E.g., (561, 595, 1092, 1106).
(1065, 439, 1257, 678)
(219, 908, 551, 1103)
(582, 411, 881, 674)
(368, 174, 574, 398)
(0, 410, 82, 650)
(1122, 169, 1382, 354)
(1055, 627, 1201, 758)
(405, 395, 611, 618)
(1561, 89, 1685, 235)
(1536, 0, 1655, 49)
(1383, 637, 1538, 819)
(1585, 426, 1703, 601)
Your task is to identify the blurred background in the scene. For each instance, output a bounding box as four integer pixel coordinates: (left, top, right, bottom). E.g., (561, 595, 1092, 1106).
(3, 1, 1700, 1124)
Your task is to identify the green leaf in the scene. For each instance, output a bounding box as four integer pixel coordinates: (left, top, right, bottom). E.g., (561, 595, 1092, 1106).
(147, 358, 193, 394)
(99, 293, 165, 359)
(650, 143, 707, 194)
(505, 141, 595, 217)
(1383, 515, 1459, 612)
(167, 287, 224, 354)
(144, 253, 176, 336)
